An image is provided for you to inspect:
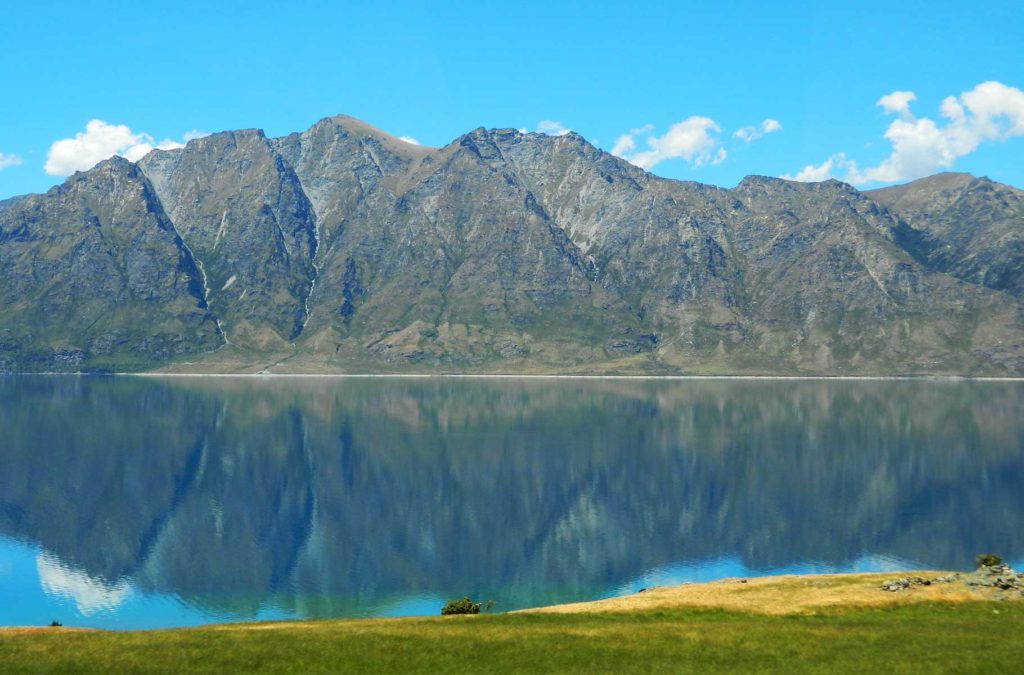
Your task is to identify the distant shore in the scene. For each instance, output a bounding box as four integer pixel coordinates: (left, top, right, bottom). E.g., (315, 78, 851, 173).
(7, 371, 1024, 381)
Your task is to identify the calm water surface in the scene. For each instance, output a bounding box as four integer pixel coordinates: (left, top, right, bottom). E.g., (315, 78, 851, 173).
(1, 376, 1022, 629)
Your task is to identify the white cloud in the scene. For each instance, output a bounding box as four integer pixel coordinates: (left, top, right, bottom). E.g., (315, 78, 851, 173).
(613, 117, 722, 170)
(0, 152, 22, 171)
(611, 124, 653, 156)
(611, 133, 635, 157)
(786, 81, 1024, 186)
(536, 120, 571, 136)
(876, 91, 916, 117)
(44, 120, 203, 176)
(733, 118, 783, 142)
(782, 152, 855, 182)
(398, 136, 421, 145)
(852, 81, 1024, 184)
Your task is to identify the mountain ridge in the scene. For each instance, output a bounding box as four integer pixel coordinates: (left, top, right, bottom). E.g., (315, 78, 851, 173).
(1, 115, 1022, 375)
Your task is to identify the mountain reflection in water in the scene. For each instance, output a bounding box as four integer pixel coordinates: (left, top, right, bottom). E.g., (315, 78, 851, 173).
(1, 376, 1022, 628)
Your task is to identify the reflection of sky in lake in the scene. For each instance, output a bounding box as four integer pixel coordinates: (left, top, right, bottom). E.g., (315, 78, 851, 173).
(0, 536, 295, 630)
(1, 376, 1023, 629)
(36, 552, 133, 615)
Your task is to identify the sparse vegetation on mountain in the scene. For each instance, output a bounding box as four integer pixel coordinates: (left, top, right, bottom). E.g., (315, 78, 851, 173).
(2, 117, 1022, 375)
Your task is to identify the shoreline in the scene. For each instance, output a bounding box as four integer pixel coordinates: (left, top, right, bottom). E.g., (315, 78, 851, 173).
(2, 569, 1020, 635)
(3, 569, 1021, 672)
(4, 372, 1024, 381)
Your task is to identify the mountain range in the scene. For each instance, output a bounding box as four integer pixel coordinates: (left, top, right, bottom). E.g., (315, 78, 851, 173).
(1, 115, 1023, 374)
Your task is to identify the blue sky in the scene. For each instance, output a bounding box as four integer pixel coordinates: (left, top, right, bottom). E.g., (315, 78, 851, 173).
(1, 0, 1022, 199)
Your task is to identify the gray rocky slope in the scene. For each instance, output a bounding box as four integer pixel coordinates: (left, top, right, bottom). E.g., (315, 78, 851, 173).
(1, 115, 1022, 374)
(866, 173, 1024, 300)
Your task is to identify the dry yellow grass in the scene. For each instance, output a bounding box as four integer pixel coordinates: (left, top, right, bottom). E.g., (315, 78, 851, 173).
(522, 571, 1019, 615)
(0, 626, 96, 636)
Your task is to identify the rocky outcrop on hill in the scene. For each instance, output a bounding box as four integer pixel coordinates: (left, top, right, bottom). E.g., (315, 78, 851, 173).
(881, 561, 1024, 598)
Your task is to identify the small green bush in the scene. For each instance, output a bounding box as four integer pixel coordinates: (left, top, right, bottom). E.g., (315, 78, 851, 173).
(441, 597, 480, 615)
(977, 553, 1003, 568)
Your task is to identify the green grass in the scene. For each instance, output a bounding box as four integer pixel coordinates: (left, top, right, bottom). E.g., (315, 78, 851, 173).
(2, 603, 1021, 673)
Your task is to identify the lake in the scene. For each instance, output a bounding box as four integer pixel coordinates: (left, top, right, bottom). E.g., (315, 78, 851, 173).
(1, 375, 1022, 629)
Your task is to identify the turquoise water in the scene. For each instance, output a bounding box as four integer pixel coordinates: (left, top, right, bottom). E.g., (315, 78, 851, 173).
(1, 376, 1022, 629)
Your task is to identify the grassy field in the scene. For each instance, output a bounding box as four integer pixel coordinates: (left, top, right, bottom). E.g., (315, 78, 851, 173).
(2, 601, 1022, 673)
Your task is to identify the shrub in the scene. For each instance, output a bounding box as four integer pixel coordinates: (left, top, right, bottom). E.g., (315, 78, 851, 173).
(441, 597, 481, 615)
(977, 553, 1003, 569)
(49, 620, 62, 627)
